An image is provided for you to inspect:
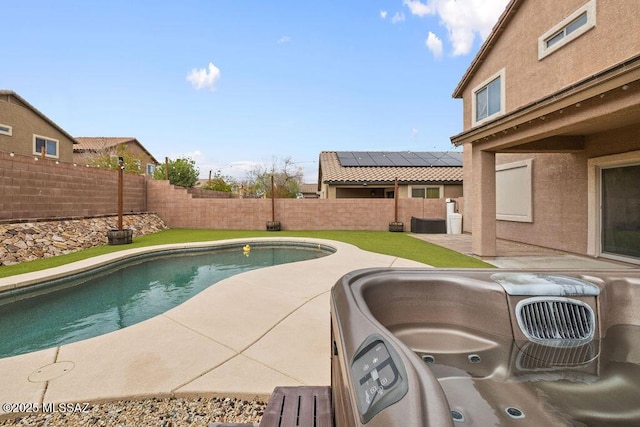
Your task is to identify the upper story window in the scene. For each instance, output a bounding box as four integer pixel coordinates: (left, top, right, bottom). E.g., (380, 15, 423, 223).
(472, 68, 505, 126)
(0, 124, 12, 136)
(146, 163, 156, 175)
(538, 0, 596, 60)
(33, 135, 59, 158)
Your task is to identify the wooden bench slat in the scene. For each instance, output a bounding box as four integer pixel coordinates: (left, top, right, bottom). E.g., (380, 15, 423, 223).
(259, 386, 333, 427)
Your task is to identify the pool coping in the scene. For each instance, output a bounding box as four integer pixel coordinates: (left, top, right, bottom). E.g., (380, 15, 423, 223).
(0, 237, 430, 414)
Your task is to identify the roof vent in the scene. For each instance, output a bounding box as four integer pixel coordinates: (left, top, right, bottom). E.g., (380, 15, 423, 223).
(516, 297, 595, 347)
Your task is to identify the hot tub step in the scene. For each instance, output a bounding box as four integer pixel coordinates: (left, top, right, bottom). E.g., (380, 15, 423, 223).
(259, 386, 333, 427)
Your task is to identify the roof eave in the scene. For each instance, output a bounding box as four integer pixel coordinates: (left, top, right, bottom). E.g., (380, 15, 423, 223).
(451, 0, 522, 99)
(1, 90, 79, 144)
(323, 180, 463, 185)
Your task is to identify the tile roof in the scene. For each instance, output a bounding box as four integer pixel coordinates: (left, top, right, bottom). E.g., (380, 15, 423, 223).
(319, 151, 463, 184)
(74, 137, 159, 164)
(300, 183, 320, 193)
(74, 137, 137, 151)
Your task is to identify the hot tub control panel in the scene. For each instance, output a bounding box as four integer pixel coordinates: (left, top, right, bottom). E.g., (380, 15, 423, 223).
(351, 334, 408, 423)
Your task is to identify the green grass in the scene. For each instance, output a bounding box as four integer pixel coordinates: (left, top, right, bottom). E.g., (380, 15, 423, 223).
(0, 229, 493, 278)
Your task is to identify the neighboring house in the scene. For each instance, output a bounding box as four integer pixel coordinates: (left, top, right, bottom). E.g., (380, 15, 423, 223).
(0, 90, 77, 162)
(318, 151, 463, 199)
(451, 0, 640, 264)
(299, 183, 320, 199)
(74, 137, 159, 175)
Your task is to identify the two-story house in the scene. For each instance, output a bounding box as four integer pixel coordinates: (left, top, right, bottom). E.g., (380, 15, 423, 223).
(0, 90, 77, 162)
(451, 0, 640, 264)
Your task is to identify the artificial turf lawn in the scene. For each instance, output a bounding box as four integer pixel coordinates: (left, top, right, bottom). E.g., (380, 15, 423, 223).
(0, 229, 493, 278)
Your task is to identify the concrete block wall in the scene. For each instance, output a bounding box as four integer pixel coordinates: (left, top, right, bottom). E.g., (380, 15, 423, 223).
(0, 151, 145, 220)
(147, 180, 460, 231)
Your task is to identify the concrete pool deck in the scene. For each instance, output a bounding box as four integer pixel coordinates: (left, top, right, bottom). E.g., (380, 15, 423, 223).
(0, 238, 428, 408)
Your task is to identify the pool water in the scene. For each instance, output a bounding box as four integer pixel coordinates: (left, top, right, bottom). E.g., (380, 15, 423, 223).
(0, 244, 331, 358)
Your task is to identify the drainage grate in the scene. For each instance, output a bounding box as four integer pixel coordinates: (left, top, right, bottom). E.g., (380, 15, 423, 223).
(516, 297, 595, 346)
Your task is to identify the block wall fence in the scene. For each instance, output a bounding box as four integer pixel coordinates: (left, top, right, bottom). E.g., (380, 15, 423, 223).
(0, 151, 145, 221)
(0, 151, 463, 230)
(147, 180, 464, 231)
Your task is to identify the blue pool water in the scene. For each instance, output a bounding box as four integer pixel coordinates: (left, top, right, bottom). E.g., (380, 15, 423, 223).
(0, 243, 332, 358)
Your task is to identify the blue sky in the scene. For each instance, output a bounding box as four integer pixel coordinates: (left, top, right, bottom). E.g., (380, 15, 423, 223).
(3, 0, 509, 182)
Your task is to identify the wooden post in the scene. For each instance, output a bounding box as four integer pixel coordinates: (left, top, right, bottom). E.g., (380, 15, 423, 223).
(394, 177, 399, 222)
(165, 157, 169, 181)
(271, 174, 275, 222)
(118, 157, 124, 231)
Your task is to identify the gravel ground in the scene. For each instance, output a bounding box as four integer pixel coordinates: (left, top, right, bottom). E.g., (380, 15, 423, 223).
(0, 397, 266, 426)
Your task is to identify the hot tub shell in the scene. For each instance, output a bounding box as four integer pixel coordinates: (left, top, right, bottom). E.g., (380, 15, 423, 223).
(330, 268, 640, 426)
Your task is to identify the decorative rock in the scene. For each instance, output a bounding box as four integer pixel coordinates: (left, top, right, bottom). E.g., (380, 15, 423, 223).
(0, 396, 266, 426)
(0, 214, 167, 266)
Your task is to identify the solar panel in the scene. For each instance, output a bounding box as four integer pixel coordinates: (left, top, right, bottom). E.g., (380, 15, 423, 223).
(336, 151, 462, 167)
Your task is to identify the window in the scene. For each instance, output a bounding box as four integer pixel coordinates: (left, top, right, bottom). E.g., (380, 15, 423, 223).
(472, 68, 505, 126)
(0, 124, 11, 136)
(538, 0, 596, 59)
(146, 164, 156, 175)
(410, 186, 441, 199)
(33, 135, 59, 158)
(496, 159, 533, 222)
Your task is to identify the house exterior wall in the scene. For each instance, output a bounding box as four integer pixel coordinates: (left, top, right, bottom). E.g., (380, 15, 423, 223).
(460, 0, 640, 128)
(494, 123, 640, 254)
(0, 95, 75, 162)
(323, 183, 462, 199)
(443, 184, 463, 199)
(0, 151, 145, 220)
(455, 0, 640, 258)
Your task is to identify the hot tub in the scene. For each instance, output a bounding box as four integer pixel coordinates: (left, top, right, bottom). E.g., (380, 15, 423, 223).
(330, 268, 640, 426)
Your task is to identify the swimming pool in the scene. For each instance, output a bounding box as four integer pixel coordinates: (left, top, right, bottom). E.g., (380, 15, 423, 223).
(0, 242, 333, 359)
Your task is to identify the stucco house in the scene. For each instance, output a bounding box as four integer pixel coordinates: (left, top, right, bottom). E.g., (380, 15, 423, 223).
(318, 151, 463, 199)
(0, 90, 77, 162)
(451, 0, 640, 264)
(299, 183, 320, 199)
(74, 137, 159, 176)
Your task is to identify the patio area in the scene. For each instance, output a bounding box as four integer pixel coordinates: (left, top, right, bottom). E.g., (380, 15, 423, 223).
(411, 233, 636, 269)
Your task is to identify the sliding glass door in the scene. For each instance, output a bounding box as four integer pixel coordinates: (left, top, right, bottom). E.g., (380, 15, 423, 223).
(601, 164, 640, 261)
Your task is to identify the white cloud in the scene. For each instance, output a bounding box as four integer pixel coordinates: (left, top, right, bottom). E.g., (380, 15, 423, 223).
(411, 127, 419, 138)
(380, 10, 388, 19)
(277, 36, 292, 44)
(425, 31, 443, 58)
(403, 0, 510, 56)
(186, 62, 221, 92)
(403, 0, 434, 17)
(391, 12, 406, 24)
